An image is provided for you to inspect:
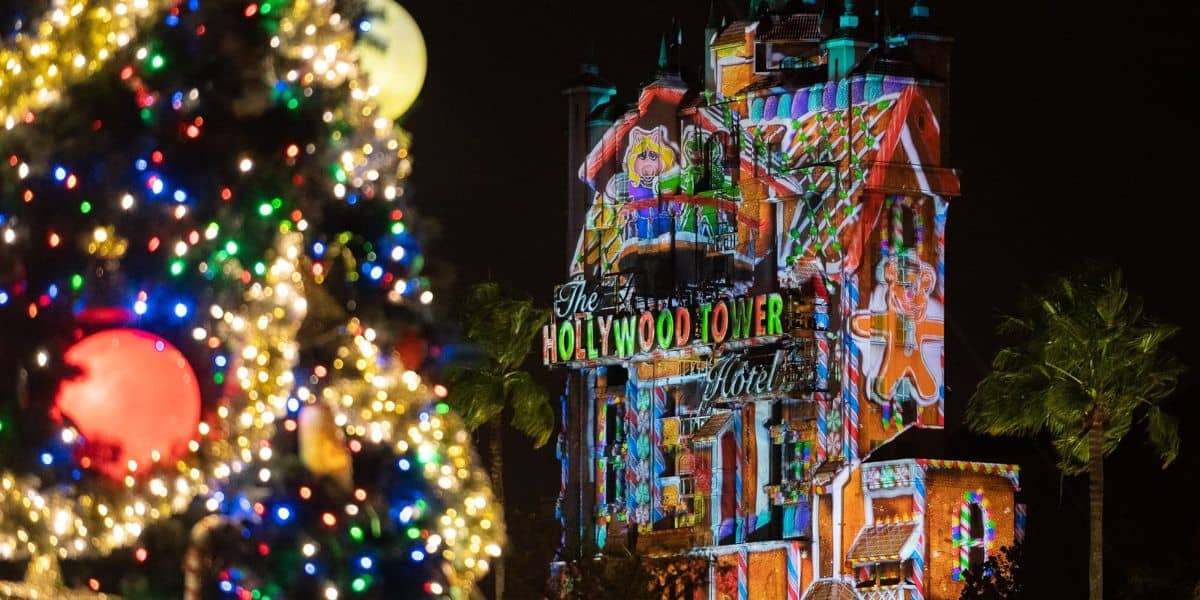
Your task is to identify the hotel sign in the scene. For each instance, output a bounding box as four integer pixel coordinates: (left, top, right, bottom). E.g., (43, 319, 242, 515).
(544, 287, 787, 365)
(702, 342, 815, 403)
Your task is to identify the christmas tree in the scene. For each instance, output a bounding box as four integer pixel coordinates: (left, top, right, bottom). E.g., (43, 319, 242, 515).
(0, 1, 501, 598)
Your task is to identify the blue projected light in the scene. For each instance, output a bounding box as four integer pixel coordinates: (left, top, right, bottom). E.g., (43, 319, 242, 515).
(53, 166, 67, 181)
(304, 562, 316, 575)
(276, 506, 292, 522)
(40, 453, 53, 466)
(174, 302, 189, 318)
(359, 20, 372, 33)
(134, 300, 148, 315)
(359, 556, 373, 570)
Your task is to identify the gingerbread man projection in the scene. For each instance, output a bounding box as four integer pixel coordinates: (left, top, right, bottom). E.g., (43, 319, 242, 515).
(850, 255, 945, 403)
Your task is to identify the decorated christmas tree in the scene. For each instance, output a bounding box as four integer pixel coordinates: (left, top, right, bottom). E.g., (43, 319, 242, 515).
(0, 1, 501, 598)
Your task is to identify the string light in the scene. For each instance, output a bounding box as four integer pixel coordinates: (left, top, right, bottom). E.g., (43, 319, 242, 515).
(0, 0, 169, 126)
(0, 0, 473, 594)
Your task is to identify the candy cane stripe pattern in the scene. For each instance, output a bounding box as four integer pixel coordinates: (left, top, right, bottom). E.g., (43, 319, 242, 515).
(183, 514, 236, 600)
(787, 542, 802, 600)
(651, 387, 666, 523)
(814, 277, 832, 464)
(843, 272, 861, 461)
(816, 393, 828, 463)
(737, 547, 748, 600)
(910, 550, 925, 599)
(951, 489, 994, 580)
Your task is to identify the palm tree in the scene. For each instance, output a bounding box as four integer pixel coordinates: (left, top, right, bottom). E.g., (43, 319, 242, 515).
(966, 268, 1183, 600)
(447, 282, 554, 600)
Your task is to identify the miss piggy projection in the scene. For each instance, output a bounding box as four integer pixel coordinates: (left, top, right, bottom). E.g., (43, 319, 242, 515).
(605, 126, 682, 240)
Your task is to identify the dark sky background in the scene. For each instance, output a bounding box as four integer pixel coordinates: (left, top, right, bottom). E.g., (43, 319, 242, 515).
(402, 1, 1200, 597)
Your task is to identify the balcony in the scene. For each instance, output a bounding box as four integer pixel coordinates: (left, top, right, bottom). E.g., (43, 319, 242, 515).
(858, 584, 920, 600)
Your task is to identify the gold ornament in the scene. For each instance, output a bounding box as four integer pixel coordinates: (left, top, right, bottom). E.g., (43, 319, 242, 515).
(86, 226, 127, 258)
(298, 401, 353, 489)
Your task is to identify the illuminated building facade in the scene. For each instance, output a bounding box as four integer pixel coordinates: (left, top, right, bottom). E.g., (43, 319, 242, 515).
(551, 2, 1023, 598)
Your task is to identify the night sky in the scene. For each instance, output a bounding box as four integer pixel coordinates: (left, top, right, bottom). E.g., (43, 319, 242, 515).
(403, 0, 1200, 596)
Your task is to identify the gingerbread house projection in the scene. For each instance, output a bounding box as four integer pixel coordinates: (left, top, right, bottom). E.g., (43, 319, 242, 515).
(551, 3, 1024, 599)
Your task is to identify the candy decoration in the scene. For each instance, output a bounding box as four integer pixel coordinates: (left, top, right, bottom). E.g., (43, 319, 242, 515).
(624, 384, 639, 517)
(951, 489, 994, 581)
(1015, 503, 1027, 544)
(842, 271, 861, 461)
(909, 549, 925, 599)
(786, 542, 802, 600)
(813, 276, 831, 463)
(733, 411, 745, 543)
(183, 514, 237, 600)
(737, 547, 748, 600)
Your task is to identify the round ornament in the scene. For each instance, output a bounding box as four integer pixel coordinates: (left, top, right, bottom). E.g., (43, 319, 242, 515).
(55, 328, 201, 480)
(393, 329, 428, 370)
(356, 0, 427, 119)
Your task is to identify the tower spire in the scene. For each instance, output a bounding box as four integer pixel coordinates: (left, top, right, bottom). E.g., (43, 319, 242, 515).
(842, 0, 858, 27)
(657, 34, 669, 74)
(707, 0, 722, 30)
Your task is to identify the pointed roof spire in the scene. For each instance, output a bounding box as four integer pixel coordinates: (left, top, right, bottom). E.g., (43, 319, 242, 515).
(707, 0, 723, 30)
(668, 17, 683, 72)
(657, 34, 669, 73)
(839, 0, 860, 32)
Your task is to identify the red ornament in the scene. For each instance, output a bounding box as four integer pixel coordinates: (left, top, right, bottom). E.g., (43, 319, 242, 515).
(55, 329, 201, 480)
(393, 331, 427, 371)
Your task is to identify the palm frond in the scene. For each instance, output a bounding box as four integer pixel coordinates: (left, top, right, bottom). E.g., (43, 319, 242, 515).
(970, 265, 1183, 478)
(444, 367, 505, 431)
(1145, 405, 1181, 468)
(505, 371, 555, 448)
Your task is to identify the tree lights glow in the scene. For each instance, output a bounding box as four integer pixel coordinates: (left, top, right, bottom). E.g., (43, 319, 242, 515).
(0, 0, 497, 596)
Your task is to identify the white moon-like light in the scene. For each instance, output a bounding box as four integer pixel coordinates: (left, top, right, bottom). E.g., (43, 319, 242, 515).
(357, 0, 427, 120)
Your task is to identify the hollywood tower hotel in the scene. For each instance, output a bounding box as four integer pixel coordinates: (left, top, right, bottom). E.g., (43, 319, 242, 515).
(547, 2, 1024, 599)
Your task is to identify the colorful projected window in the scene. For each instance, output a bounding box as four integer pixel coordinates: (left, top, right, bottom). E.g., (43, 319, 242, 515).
(951, 489, 995, 581)
(603, 395, 625, 510)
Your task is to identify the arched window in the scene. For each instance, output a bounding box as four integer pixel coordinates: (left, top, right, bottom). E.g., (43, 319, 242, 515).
(951, 490, 995, 581)
(968, 503, 986, 567)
